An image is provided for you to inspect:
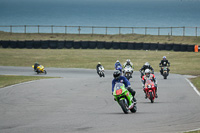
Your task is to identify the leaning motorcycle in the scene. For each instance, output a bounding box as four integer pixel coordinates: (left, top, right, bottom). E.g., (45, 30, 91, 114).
(144, 79, 156, 103)
(98, 66, 105, 77)
(160, 66, 169, 79)
(113, 83, 137, 114)
(123, 65, 133, 80)
(32, 65, 47, 74)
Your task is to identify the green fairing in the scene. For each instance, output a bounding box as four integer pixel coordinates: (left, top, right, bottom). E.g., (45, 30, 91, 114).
(113, 83, 133, 106)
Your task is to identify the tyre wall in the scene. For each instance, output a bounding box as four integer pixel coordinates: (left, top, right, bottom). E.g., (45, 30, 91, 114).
(49, 40, 58, 49)
(81, 41, 89, 49)
(104, 42, 113, 49)
(0, 40, 197, 52)
(89, 41, 96, 49)
(57, 41, 65, 49)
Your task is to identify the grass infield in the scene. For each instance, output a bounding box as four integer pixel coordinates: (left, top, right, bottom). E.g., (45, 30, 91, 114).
(0, 75, 55, 88)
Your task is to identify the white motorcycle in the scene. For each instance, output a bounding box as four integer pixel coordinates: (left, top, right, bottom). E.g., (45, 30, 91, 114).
(98, 66, 105, 77)
(123, 65, 133, 80)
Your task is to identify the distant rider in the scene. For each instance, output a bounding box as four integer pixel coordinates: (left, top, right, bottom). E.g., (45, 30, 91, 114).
(123, 59, 134, 68)
(141, 69, 158, 98)
(115, 60, 122, 70)
(139, 62, 154, 78)
(96, 62, 102, 75)
(34, 62, 40, 72)
(112, 70, 137, 102)
(159, 56, 170, 75)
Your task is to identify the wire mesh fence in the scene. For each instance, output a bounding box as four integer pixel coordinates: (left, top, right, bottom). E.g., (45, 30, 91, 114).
(0, 25, 199, 36)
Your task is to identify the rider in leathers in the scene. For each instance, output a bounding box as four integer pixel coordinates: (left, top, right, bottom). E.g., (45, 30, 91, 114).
(34, 62, 40, 72)
(112, 70, 136, 102)
(123, 59, 133, 68)
(96, 62, 102, 75)
(142, 69, 158, 98)
(159, 56, 170, 75)
(115, 60, 122, 70)
(139, 62, 154, 78)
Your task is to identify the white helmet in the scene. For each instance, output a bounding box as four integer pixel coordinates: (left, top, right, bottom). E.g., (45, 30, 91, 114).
(145, 62, 150, 67)
(145, 69, 151, 77)
(116, 60, 119, 63)
(126, 59, 130, 65)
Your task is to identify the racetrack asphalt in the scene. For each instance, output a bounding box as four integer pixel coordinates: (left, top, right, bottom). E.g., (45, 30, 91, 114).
(0, 66, 200, 133)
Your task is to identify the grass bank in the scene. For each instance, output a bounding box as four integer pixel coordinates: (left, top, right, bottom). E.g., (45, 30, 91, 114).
(0, 49, 199, 75)
(190, 76, 200, 91)
(0, 75, 55, 88)
(0, 31, 200, 45)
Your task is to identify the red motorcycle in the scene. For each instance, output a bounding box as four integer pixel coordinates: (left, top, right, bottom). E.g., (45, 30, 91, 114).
(144, 79, 156, 103)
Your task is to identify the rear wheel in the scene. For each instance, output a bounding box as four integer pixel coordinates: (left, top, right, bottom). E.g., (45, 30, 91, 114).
(119, 100, 128, 114)
(149, 92, 154, 103)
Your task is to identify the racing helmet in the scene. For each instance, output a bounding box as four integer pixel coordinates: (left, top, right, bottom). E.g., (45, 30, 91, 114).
(163, 56, 166, 60)
(144, 62, 150, 67)
(145, 69, 151, 77)
(126, 59, 130, 65)
(113, 70, 121, 79)
(98, 62, 101, 64)
(116, 60, 119, 63)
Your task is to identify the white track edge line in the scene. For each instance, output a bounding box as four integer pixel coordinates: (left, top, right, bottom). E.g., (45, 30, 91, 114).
(185, 78, 200, 97)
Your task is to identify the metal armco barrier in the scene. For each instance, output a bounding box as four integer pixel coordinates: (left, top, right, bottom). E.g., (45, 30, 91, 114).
(0, 40, 197, 52)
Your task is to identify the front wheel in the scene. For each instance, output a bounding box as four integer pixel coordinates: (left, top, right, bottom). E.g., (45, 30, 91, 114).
(119, 100, 128, 114)
(130, 105, 137, 113)
(163, 72, 167, 79)
(44, 70, 47, 74)
(149, 92, 154, 103)
(102, 73, 105, 77)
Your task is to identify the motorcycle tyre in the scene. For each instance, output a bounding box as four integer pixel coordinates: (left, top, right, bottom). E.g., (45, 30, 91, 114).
(163, 72, 167, 79)
(149, 92, 154, 103)
(130, 105, 137, 113)
(119, 100, 129, 114)
(44, 70, 47, 74)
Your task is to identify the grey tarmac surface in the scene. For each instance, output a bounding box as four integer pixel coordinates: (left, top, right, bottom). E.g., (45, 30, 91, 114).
(0, 66, 200, 133)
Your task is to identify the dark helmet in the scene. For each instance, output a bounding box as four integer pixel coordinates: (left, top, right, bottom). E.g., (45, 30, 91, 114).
(113, 70, 121, 79)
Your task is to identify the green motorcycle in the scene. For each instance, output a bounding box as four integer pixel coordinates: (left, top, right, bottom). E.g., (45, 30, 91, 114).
(113, 83, 137, 114)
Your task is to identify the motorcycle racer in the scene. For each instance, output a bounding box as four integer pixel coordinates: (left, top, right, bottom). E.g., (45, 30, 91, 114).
(141, 69, 158, 98)
(139, 62, 154, 78)
(159, 56, 170, 75)
(96, 62, 102, 75)
(34, 62, 40, 72)
(123, 59, 133, 68)
(112, 70, 136, 102)
(115, 60, 122, 70)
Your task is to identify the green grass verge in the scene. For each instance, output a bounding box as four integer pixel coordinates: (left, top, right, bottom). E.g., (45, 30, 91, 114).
(190, 76, 200, 92)
(185, 130, 200, 133)
(0, 75, 55, 88)
(0, 31, 200, 44)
